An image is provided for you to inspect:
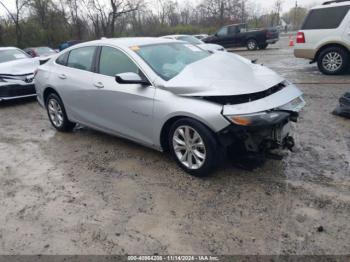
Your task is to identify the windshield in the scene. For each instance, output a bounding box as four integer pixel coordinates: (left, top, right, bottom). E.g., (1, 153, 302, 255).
(35, 47, 56, 55)
(177, 36, 203, 45)
(135, 43, 211, 81)
(0, 49, 30, 63)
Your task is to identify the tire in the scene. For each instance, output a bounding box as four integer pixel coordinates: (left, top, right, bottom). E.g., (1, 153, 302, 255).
(168, 118, 220, 177)
(46, 93, 75, 132)
(317, 47, 349, 75)
(259, 44, 268, 50)
(247, 39, 258, 51)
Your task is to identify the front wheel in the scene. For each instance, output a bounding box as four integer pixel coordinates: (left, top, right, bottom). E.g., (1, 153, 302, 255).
(317, 47, 349, 75)
(46, 93, 76, 132)
(169, 118, 219, 177)
(247, 39, 258, 51)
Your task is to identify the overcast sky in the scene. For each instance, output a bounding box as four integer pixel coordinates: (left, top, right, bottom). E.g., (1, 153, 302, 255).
(0, 0, 325, 15)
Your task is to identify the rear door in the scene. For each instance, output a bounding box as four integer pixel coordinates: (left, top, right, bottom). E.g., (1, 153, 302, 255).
(51, 46, 97, 124)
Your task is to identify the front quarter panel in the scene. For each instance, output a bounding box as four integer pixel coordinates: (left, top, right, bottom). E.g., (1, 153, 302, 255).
(153, 88, 230, 150)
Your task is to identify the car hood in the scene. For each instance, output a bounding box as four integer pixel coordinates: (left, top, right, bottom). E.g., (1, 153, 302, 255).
(198, 43, 224, 51)
(164, 52, 284, 96)
(0, 58, 40, 75)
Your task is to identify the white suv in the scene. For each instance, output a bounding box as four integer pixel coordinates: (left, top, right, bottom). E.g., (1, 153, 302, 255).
(294, 0, 350, 75)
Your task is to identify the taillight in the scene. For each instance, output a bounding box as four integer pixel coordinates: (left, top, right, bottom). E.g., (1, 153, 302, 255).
(266, 31, 273, 37)
(296, 32, 305, 44)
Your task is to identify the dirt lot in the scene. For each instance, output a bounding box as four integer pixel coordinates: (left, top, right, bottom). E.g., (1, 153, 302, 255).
(0, 37, 349, 255)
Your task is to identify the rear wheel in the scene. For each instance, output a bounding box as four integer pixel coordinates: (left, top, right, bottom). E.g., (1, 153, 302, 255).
(46, 93, 75, 132)
(317, 47, 349, 75)
(247, 39, 258, 51)
(169, 118, 219, 177)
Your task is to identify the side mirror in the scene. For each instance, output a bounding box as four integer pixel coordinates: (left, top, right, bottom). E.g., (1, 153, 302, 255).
(115, 72, 150, 86)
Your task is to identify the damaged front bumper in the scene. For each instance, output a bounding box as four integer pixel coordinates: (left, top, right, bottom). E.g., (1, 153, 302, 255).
(218, 84, 306, 156)
(218, 111, 297, 154)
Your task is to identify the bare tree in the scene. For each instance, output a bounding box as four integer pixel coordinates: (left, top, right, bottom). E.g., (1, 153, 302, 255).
(201, 0, 242, 26)
(0, 0, 29, 46)
(271, 0, 283, 27)
(247, 1, 263, 28)
(65, 0, 85, 39)
(83, 0, 143, 37)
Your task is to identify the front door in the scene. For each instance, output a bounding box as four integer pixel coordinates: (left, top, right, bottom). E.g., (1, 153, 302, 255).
(89, 46, 156, 146)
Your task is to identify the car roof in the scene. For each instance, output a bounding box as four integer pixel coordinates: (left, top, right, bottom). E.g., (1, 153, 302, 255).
(26, 46, 51, 49)
(223, 23, 245, 27)
(85, 37, 179, 48)
(161, 35, 193, 38)
(312, 1, 350, 9)
(0, 47, 21, 51)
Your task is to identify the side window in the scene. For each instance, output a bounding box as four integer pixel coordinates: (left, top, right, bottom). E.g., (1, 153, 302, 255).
(99, 46, 139, 77)
(302, 6, 350, 30)
(67, 46, 96, 71)
(228, 26, 237, 35)
(217, 27, 228, 37)
(56, 52, 69, 66)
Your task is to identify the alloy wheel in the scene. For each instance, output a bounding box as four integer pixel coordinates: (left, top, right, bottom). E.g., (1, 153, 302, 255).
(248, 40, 257, 50)
(322, 52, 343, 72)
(48, 98, 64, 127)
(172, 125, 207, 170)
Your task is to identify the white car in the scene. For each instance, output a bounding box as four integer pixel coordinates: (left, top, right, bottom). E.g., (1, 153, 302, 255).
(161, 35, 226, 52)
(294, 0, 350, 75)
(0, 47, 40, 101)
(23, 46, 57, 58)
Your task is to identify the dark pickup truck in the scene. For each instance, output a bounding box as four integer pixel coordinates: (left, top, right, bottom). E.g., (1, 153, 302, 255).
(204, 23, 279, 51)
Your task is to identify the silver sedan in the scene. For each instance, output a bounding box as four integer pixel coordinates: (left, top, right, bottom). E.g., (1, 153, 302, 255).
(35, 38, 305, 176)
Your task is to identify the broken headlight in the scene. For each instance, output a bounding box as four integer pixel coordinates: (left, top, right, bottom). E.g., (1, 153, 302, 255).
(226, 111, 291, 127)
(279, 96, 306, 112)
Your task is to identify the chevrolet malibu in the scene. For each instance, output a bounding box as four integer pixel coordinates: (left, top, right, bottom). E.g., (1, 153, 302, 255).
(35, 38, 305, 176)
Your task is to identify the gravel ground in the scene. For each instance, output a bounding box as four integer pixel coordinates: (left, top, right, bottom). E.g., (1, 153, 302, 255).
(0, 37, 349, 255)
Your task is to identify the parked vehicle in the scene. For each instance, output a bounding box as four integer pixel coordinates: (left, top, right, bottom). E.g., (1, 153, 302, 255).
(0, 47, 40, 101)
(204, 23, 280, 50)
(35, 38, 305, 176)
(24, 46, 57, 58)
(59, 40, 82, 51)
(294, 0, 350, 75)
(161, 35, 226, 52)
(194, 34, 209, 40)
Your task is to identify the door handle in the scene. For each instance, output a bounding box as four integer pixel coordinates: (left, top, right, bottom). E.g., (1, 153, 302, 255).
(58, 74, 67, 79)
(94, 82, 104, 89)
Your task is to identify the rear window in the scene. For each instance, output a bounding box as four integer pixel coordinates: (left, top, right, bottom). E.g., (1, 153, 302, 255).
(67, 46, 96, 71)
(302, 6, 350, 30)
(56, 52, 69, 66)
